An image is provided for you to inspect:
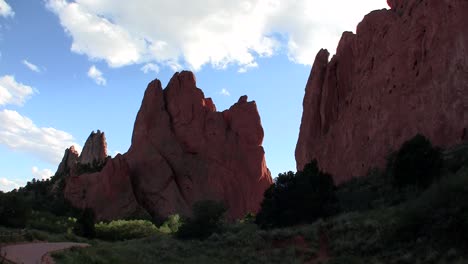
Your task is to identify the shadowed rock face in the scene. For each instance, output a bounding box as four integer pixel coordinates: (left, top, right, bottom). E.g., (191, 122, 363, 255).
(296, 0, 468, 184)
(55, 146, 79, 177)
(61, 71, 272, 221)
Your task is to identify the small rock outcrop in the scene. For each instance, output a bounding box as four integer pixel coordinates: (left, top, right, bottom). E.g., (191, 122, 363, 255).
(64, 155, 143, 220)
(55, 146, 79, 177)
(60, 71, 272, 221)
(59, 131, 143, 220)
(79, 130, 107, 165)
(296, 0, 468, 184)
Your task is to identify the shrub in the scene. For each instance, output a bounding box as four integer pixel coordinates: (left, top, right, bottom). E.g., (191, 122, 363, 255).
(176, 200, 227, 240)
(256, 160, 338, 228)
(387, 134, 443, 189)
(0, 192, 31, 228)
(95, 219, 159, 241)
(73, 208, 95, 238)
(158, 214, 182, 234)
(75, 159, 107, 175)
(391, 168, 468, 248)
(27, 211, 76, 233)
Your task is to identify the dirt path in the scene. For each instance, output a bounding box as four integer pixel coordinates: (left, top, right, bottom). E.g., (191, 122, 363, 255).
(1, 242, 89, 264)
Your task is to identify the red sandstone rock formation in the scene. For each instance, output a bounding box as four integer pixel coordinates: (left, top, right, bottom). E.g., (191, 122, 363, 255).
(296, 0, 468, 184)
(61, 71, 272, 220)
(125, 71, 272, 220)
(64, 155, 143, 220)
(79, 130, 107, 165)
(55, 146, 79, 177)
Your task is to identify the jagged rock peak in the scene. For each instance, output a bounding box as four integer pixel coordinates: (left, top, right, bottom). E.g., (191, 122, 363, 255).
(79, 130, 108, 165)
(55, 146, 79, 177)
(62, 71, 272, 221)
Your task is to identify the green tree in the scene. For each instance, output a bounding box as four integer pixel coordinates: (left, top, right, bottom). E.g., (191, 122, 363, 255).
(256, 160, 338, 228)
(388, 134, 443, 188)
(0, 192, 31, 228)
(73, 208, 96, 238)
(176, 200, 227, 240)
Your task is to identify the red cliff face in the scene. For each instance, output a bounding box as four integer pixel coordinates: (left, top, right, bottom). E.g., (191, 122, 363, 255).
(296, 0, 468, 184)
(61, 71, 272, 221)
(125, 71, 272, 220)
(64, 155, 144, 220)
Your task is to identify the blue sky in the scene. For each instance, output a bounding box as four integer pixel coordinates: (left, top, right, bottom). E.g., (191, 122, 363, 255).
(0, 0, 388, 191)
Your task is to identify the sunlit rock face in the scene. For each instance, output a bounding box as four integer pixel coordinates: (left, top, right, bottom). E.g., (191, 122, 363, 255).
(125, 71, 272, 220)
(296, 0, 468, 184)
(61, 71, 273, 221)
(78, 130, 107, 165)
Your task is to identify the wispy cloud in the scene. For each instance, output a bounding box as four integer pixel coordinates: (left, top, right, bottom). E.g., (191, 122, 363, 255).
(0, 177, 23, 192)
(87, 65, 106, 86)
(32, 166, 53, 180)
(220, 88, 230, 96)
(0, 75, 36, 106)
(0, 109, 81, 164)
(22, 59, 41, 73)
(140, 63, 160, 74)
(0, 0, 14, 18)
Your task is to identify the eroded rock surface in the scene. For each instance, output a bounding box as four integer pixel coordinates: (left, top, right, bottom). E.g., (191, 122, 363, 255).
(64, 155, 143, 220)
(125, 71, 272, 220)
(296, 0, 468, 183)
(79, 130, 107, 165)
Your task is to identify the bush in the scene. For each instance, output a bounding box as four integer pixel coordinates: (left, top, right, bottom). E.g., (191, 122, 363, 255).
(176, 200, 227, 240)
(256, 160, 338, 228)
(75, 159, 107, 175)
(0, 192, 31, 228)
(388, 134, 443, 189)
(73, 208, 95, 238)
(27, 211, 76, 233)
(158, 214, 182, 234)
(391, 167, 468, 248)
(95, 219, 159, 241)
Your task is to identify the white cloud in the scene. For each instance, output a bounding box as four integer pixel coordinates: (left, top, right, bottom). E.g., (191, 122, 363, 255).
(140, 63, 159, 74)
(0, 0, 14, 18)
(46, 0, 388, 71)
(0, 109, 81, 164)
(220, 88, 230, 96)
(22, 59, 41, 73)
(238, 62, 259, 73)
(87, 65, 106, 85)
(0, 177, 23, 192)
(32, 166, 53, 180)
(0, 75, 36, 107)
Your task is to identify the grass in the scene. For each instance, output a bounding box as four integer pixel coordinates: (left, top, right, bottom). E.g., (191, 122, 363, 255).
(53, 222, 321, 264)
